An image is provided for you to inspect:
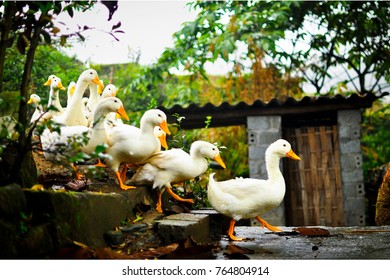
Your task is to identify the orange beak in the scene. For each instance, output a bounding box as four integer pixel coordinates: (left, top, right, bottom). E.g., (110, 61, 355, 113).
(158, 133, 168, 149)
(213, 154, 226, 169)
(159, 120, 171, 135)
(286, 149, 301, 161)
(92, 76, 104, 89)
(116, 105, 129, 121)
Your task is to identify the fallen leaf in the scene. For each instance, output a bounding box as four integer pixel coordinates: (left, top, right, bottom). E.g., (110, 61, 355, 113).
(293, 227, 330, 237)
(31, 184, 45, 191)
(225, 244, 254, 255)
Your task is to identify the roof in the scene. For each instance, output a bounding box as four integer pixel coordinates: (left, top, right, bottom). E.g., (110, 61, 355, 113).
(159, 93, 385, 129)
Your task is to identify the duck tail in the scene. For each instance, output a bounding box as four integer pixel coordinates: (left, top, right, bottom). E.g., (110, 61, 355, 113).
(207, 172, 220, 206)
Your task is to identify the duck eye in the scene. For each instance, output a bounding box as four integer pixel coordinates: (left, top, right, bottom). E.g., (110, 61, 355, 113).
(283, 144, 286, 147)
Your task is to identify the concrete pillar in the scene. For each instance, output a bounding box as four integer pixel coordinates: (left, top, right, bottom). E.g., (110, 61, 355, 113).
(247, 115, 285, 226)
(338, 109, 365, 226)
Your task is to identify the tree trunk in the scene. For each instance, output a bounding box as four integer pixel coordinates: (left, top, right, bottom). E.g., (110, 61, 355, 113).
(375, 163, 390, 225)
(7, 14, 47, 187)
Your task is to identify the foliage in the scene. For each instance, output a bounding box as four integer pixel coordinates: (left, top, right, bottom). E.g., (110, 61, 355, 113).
(2, 45, 85, 110)
(361, 100, 390, 177)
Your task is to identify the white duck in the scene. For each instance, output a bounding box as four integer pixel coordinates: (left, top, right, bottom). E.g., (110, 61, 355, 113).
(207, 139, 301, 241)
(101, 84, 121, 125)
(101, 84, 118, 99)
(54, 69, 104, 127)
(41, 97, 128, 179)
(128, 140, 226, 212)
(105, 109, 171, 190)
(46, 76, 66, 117)
(27, 94, 43, 124)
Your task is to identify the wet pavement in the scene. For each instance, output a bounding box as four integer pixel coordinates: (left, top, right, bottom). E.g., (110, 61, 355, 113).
(216, 226, 390, 259)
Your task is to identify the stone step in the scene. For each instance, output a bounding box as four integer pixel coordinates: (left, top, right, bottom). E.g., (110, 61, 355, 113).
(156, 213, 210, 244)
(0, 184, 154, 258)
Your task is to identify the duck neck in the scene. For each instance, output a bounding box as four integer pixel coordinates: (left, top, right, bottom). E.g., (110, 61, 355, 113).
(139, 118, 155, 135)
(265, 152, 283, 182)
(71, 80, 89, 104)
(189, 146, 208, 172)
(87, 84, 99, 109)
(48, 88, 63, 112)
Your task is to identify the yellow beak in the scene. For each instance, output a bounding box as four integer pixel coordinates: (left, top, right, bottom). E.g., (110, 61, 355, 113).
(286, 149, 301, 161)
(27, 98, 34, 104)
(44, 79, 51, 86)
(98, 84, 104, 94)
(213, 154, 226, 169)
(58, 81, 66, 91)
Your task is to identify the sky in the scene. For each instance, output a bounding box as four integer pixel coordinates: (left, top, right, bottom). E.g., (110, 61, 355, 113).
(55, 0, 236, 76)
(56, 1, 196, 66)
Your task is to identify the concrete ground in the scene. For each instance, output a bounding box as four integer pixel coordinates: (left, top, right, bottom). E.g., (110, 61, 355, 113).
(216, 225, 390, 259)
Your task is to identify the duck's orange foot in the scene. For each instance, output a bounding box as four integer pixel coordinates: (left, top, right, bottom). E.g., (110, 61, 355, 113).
(166, 188, 194, 203)
(255, 216, 282, 232)
(227, 219, 245, 241)
(115, 171, 136, 190)
(228, 234, 246, 241)
(94, 159, 106, 168)
(120, 185, 136, 190)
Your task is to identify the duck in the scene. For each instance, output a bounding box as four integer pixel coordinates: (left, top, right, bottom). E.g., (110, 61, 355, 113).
(54, 69, 104, 127)
(41, 97, 128, 179)
(128, 140, 226, 212)
(154, 126, 168, 151)
(105, 109, 171, 190)
(27, 94, 44, 124)
(207, 139, 301, 241)
(100, 84, 121, 125)
(46, 76, 66, 117)
(101, 84, 118, 99)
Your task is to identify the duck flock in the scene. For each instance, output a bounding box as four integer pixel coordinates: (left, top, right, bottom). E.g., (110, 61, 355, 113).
(28, 68, 301, 241)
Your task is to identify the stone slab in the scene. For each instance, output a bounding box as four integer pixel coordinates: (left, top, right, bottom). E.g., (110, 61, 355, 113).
(156, 213, 209, 244)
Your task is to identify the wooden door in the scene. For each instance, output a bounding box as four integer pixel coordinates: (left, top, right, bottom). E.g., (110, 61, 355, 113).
(284, 125, 345, 226)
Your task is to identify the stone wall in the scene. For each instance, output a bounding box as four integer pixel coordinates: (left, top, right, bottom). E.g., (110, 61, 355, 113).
(338, 109, 366, 226)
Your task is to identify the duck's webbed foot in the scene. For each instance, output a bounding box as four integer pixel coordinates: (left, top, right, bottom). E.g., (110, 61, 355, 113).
(228, 219, 245, 241)
(165, 187, 194, 204)
(255, 216, 282, 232)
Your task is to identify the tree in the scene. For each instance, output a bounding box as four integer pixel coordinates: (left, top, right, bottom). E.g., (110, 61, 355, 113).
(0, 1, 119, 187)
(140, 0, 388, 99)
